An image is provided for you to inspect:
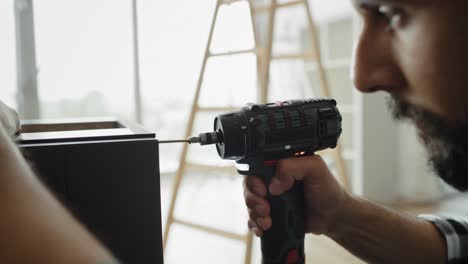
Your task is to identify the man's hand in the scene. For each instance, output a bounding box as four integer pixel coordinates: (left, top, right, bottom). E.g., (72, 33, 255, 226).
(244, 155, 448, 263)
(0, 100, 21, 136)
(244, 155, 349, 237)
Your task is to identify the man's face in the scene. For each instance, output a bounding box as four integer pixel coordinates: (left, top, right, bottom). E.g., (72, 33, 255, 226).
(351, 0, 468, 190)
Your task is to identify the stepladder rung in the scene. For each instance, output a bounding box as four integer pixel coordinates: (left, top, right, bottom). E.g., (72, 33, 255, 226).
(252, 0, 304, 14)
(197, 106, 241, 112)
(172, 217, 247, 242)
(220, 0, 247, 5)
(272, 52, 316, 60)
(209, 48, 256, 58)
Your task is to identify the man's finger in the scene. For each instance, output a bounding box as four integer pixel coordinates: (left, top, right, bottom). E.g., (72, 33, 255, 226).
(248, 202, 270, 219)
(244, 189, 269, 212)
(244, 175, 267, 197)
(248, 220, 263, 237)
(256, 216, 272, 230)
(248, 208, 257, 221)
(268, 159, 295, 195)
(269, 155, 327, 195)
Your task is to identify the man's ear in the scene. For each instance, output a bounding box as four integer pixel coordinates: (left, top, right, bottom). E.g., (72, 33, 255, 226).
(0, 100, 21, 136)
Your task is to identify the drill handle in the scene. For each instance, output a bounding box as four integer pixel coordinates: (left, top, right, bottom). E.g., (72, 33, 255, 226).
(261, 164, 306, 264)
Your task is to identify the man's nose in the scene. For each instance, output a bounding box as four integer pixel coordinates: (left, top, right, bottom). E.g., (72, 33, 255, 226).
(352, 24, 405, 94)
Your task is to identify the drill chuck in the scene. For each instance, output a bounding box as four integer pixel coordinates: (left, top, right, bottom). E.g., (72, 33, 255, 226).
(159, 132, 223, 145)
(196, 131, 223, 145)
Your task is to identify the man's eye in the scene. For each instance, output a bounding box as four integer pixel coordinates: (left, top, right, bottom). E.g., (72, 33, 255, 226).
(358, 3, 406, 30)
(378, 5, 404, 29)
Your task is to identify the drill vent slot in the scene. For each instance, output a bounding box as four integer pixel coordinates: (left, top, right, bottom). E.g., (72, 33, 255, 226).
(289, 111, 301, 128)
(303, 108, 317, 126)
(319, 120, 327, 137)
(273, 112, 286, 129)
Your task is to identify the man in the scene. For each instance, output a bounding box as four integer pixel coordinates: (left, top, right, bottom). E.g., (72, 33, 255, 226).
(0, 103, 118, 263)
(244, 0, 468, 263)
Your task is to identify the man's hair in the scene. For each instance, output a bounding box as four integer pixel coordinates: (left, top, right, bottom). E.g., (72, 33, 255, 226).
(388, 96, 468, 191)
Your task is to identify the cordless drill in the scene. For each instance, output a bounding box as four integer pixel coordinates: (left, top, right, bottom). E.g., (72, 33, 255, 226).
(161, 98, 342, 264)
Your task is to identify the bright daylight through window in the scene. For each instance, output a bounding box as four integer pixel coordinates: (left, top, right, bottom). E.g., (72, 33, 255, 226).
(0, 0, 16, 107)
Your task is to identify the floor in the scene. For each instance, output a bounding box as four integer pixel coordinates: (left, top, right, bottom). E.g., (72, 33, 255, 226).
(160, 169, 468, 264)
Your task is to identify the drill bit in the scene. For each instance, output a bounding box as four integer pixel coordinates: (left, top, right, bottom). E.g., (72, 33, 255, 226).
(159, 136, 201, 144)
(159, 132, 222, 145)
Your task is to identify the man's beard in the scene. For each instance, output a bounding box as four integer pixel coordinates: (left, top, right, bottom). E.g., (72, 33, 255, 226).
(387, 96, 468, 191)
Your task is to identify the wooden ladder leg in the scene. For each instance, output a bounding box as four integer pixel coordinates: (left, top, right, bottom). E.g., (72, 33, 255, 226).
(244, 232, 254, 264)
(257, 0, 277, 104)
(163, 0, 223, 250)
(303, 0, 351, 191)
(248, 0, 263, 100)
(243, 0, 282, 262)
(243, 2, 258, 264)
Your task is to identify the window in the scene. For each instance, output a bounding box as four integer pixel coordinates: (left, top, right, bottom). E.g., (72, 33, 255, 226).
(34, 0, 135, 120)
(0, 0, 17, 108)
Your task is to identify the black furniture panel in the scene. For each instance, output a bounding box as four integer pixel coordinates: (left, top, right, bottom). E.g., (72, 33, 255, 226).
(18, 119, 164, 264)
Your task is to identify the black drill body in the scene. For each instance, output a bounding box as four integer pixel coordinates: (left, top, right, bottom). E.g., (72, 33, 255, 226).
(212, 98, 342, 264)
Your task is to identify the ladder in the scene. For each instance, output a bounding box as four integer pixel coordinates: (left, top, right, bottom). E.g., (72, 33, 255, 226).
(163, 0, 350, 263)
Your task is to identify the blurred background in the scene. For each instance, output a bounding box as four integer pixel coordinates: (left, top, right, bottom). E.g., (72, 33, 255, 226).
(1, 0, 464, 263)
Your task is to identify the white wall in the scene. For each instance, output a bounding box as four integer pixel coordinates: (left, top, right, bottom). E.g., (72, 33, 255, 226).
(356, 92, 398, 203)
(309, 0, 354, 23)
